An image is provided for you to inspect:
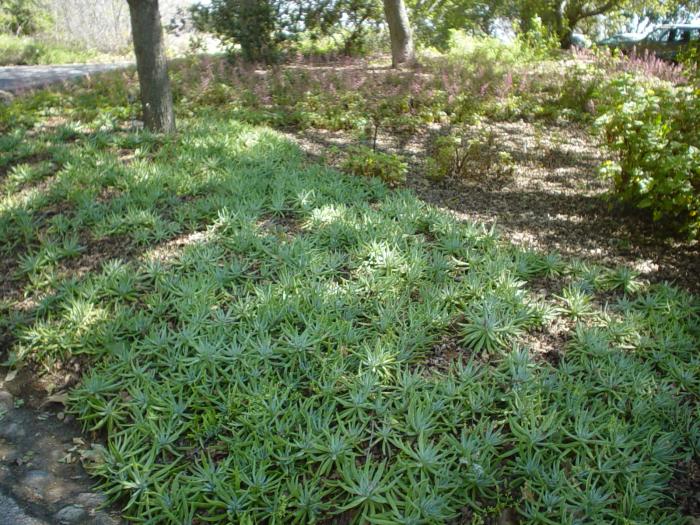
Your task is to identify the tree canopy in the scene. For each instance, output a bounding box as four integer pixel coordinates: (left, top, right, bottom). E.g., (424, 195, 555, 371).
(191, 0, 699, 58)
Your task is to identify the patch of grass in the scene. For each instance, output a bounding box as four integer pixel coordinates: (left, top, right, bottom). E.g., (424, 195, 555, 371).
(1, 64, 699, 524)
(0, 34, 107, 66)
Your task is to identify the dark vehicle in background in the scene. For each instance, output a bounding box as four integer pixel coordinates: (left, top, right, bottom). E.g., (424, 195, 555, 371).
(599, 24, 700, 61)
(598, 33, 644, 48)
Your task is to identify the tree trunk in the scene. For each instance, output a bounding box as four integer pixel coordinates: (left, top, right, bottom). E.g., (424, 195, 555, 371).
(383, 0, 415, 68)
(126, 0, 175, 133)
(553, 2, 571, 49)
(558, 27, 574, 49)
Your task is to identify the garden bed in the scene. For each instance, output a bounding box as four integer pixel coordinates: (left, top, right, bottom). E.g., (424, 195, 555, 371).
(1, 54, 699, 524)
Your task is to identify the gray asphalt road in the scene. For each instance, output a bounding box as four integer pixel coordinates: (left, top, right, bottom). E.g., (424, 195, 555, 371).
(0, 63, 131, 93)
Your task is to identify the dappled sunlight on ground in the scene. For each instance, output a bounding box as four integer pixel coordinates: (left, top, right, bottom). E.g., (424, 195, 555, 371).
(290, 118, 699, 292)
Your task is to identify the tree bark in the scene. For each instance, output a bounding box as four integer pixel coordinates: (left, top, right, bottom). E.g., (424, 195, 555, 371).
(383, 0, 415, 68)
(126, 0, 175, 133)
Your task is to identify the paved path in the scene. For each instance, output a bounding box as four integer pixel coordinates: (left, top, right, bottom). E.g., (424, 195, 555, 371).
(0, 491, 47, 525)
(1, 385, 121, 525)
(0, 63, 131, 93)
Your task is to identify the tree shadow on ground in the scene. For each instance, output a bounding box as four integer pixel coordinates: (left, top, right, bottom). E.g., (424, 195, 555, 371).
(290, 120, 700, 293)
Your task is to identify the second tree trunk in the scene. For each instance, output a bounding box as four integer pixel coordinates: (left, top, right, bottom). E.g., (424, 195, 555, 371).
(383, 0, 414, 68)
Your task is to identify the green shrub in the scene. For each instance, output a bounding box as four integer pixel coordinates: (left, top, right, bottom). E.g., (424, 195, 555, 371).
(553, 63, 599, 119)
(191, 0, 280, 63)
(427, 126, 515, 180)
(428, 134, 462, 179)
(679, 43, 700, 83)
(341, 145, 407, 186)
(596, 75, 700, 238)
(514, 16, 561, 61)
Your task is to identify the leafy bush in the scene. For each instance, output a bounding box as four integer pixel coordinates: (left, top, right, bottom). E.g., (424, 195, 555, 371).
(596, 75, 700, 238)
(192, 0, 280, 63)
(551, 62, 599, 119)
(515, 16, 561, 60)
(426, 126, 515, 180)
(341, 145, 407, 187)
(425, 134, 460, 181)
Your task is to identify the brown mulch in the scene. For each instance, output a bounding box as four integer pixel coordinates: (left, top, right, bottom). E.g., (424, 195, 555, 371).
(671, 457, 700, 518)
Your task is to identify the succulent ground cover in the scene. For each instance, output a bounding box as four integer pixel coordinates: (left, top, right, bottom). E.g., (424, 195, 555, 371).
(1, 55, 699, 524)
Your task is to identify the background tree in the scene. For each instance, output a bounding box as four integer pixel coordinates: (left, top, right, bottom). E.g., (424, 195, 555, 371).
(191, 0, 280, 62)
(608, 1, 700, 34)
(383, 0, 415, 66)
(407, 0, 508, 49)
(127, 0, 176, 133)
(302, 0, 384, 56)
(516, 0, 649, 47)
(21, 0, 191, 53)
(191, 0, 384, 62)
(0, 0, 49, 36)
